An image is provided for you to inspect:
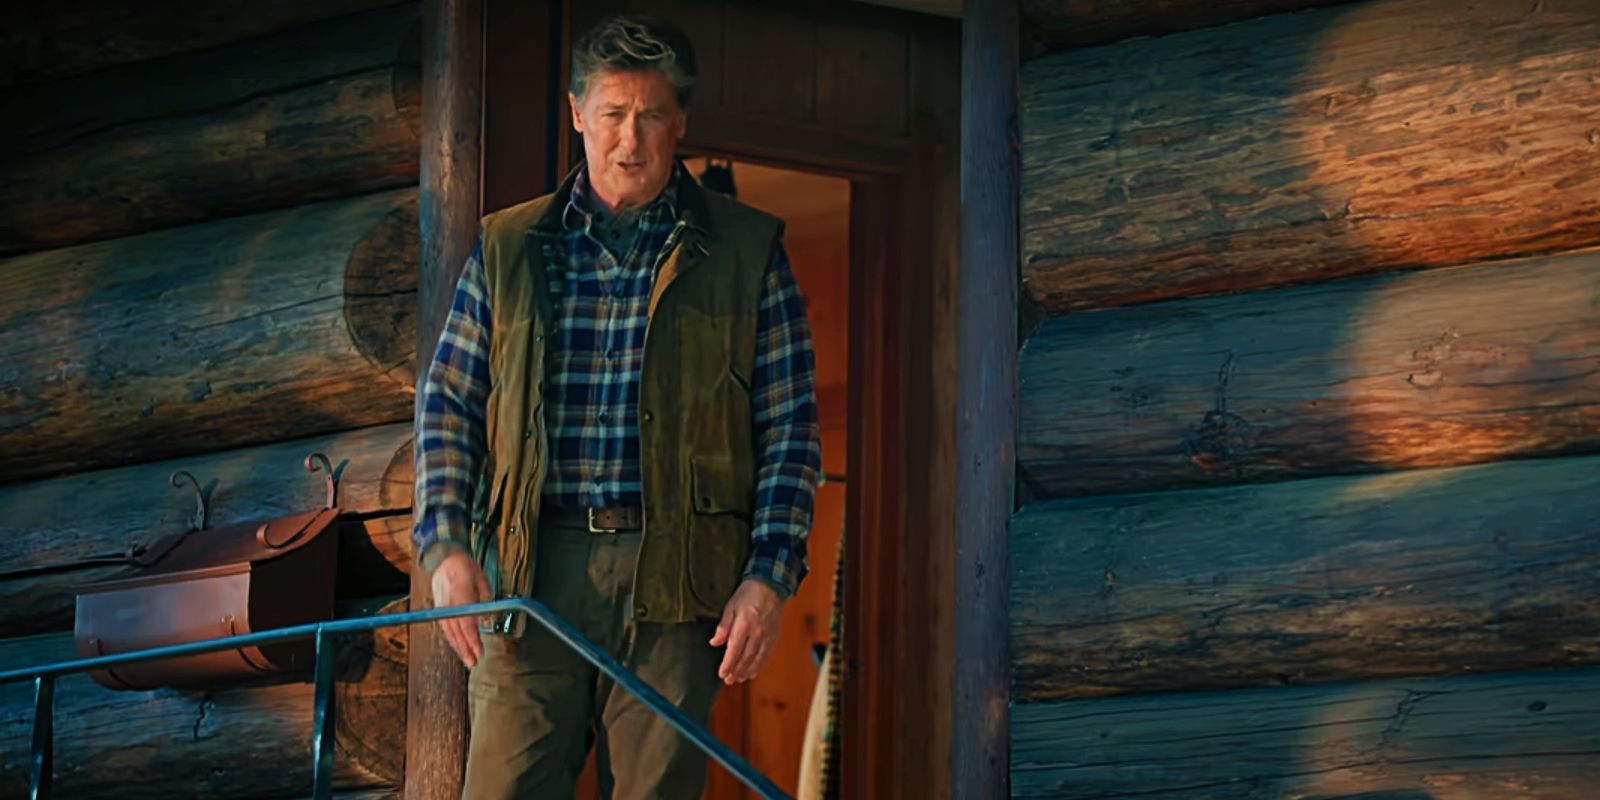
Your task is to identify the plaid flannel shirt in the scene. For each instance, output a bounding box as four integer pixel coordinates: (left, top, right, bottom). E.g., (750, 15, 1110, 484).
(413, 165, 821, 598)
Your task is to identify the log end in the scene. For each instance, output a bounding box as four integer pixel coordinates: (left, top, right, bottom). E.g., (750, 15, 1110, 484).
(344, 192, 421, 392)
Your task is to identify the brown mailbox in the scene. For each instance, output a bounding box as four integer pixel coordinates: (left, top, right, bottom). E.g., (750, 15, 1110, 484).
(73, 455, 342, 691)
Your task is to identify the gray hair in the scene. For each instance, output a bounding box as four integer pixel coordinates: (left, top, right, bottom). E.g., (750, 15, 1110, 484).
(570, 15, 697, 110)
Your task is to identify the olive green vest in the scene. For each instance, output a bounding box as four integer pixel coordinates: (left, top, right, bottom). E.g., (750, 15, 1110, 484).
(470, 170, 783, 627)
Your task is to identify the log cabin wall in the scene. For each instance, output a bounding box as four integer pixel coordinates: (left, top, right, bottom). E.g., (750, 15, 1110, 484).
(1011, 0, 1600, 797)
(0, 2, 422, 797)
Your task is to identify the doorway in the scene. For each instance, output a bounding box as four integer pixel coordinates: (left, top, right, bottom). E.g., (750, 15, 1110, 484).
(686, 158, 853, 800)
(555, 154, 857, 800)
(447, 2, 961, 797)
(671, 117, 956, 800)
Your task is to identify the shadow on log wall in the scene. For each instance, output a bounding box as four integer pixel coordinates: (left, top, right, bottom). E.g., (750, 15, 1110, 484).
(0, 2, 421, 255)
(0, 0, 404, 87)
(1018, 248, 1600, 498)
(0, 190, 419, 484)
(0, 4, 426, 798)
(1012, 668, 1600, 798)
(0, 424, 413, 637)
(1020, 0, 1600, 313)
(1012, 1, 1600, 796)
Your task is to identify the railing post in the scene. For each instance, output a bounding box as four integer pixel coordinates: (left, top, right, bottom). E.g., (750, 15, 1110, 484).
(311, 626, 336, 800)
(30, 674, 53, 800)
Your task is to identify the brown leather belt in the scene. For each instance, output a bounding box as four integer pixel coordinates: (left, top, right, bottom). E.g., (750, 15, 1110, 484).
(542, 506, 644, 533)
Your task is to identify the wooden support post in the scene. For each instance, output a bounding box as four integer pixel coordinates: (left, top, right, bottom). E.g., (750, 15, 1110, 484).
(955, 0, 1018, 797)
(408, 0, 483, 798)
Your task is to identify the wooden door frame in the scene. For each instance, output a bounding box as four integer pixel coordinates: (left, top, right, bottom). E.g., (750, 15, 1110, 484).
(680, 116, 956, 799)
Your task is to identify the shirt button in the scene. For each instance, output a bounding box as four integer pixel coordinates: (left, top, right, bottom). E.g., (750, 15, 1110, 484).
(642, 411, 654, 422)
(523, 429, 532, 439)
(509, 525, 518, 534)
(635, 604, 648, 617)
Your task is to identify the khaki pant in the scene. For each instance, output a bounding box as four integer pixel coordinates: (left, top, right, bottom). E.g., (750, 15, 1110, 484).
(463, 522, 722, 800)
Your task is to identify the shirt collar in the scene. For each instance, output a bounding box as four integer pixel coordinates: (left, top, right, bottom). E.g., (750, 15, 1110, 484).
(563, 161, 685, 231)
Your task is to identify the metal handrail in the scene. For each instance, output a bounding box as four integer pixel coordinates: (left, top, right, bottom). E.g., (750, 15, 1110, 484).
(0, 598, 791, 800)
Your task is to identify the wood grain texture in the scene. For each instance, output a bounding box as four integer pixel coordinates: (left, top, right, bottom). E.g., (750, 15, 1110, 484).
(0, 5, 421, 255)
(682, 108, 913, 176)
(0, 0, 401, 87)
(0, 424, 412, 637)
(815, 20, 908, 135)
(722, 4, 817, 119)
(1019, 248, 1600, 498)
(955, 0, 1018, 796)
(1019, 0, 1355, 53)
(0, 189, 419, 485)
(913, 86, 963, 800)
(1020, 0, 1600, 313)
(0, 599, 408, 798)
(1012, 454, 1600, 703)
(0, 4, 418, 157)
(1012, 668, 1600, 799)
(408, 0, 481, 796)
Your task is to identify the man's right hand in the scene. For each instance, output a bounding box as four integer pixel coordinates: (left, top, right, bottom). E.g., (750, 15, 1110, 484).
(431, 550, 491, 669)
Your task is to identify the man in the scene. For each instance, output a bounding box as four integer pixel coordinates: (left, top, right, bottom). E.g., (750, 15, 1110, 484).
(412, 14, 821, 800)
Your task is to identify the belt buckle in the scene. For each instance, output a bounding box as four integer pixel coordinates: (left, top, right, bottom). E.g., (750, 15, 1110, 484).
(587, 507, 606, 533)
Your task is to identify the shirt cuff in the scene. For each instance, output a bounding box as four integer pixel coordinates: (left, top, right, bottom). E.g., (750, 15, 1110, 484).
(742, 534, 808, 601)
(414, 508, 472, 576)
(418, 538, 472, 577)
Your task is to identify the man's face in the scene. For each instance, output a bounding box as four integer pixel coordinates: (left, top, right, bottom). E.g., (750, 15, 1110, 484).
(570, 69, 687, 210)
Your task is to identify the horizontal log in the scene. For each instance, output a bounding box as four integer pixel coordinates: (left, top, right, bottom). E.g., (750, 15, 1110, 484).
(1019, 248, 1600, 498)
(1019, 0, 1355, 52)
(1013, 669, 1600, 799)
(0, 4, 420, 254)
(1011, 455, 1600, 703)
(1021, 0, 1600, 313)
(0, 0, 402, 87)
(0, 189, 420, 484)
(0, 598, 407, 799)
(0, 424, 413, 637)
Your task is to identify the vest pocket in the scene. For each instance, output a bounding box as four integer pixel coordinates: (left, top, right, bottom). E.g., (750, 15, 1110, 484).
(686, 454, 752, 614)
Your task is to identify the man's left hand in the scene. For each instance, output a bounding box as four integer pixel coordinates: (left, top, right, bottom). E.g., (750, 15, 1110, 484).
(710, 578, 784, 684)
